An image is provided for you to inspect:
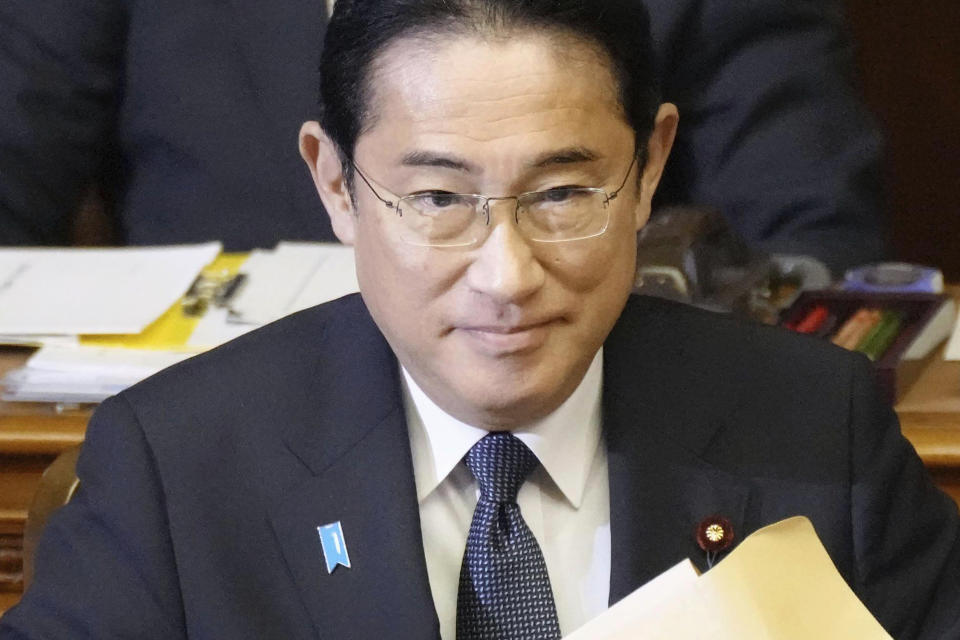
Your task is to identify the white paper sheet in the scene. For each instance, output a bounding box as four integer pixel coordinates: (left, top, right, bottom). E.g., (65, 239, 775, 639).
(0, 334, 78, 347)
(228, 243, 328, 325)
(24, 344, 192, 375)
(943, 302, 960, 360)
(0, 243, 221, 335)
(228, 242, 358, 325)
(0, 345, 194, 403)
(286, 245, 359, 313)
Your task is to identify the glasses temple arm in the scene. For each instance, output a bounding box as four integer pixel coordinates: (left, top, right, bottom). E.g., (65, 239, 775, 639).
(607, 153, 640, 202)
(350, 162, 395, 209)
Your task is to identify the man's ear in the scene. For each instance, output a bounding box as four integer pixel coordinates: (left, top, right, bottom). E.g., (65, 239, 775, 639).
(634, 103, 679, 230)
(299, 121, 357, 245)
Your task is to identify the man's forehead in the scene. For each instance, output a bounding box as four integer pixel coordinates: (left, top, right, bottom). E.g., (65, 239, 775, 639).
(368, 35, 621, 125)
(357, 34, 629, 166)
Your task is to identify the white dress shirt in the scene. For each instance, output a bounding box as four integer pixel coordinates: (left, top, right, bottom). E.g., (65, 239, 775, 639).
(402, 350, 610, 639)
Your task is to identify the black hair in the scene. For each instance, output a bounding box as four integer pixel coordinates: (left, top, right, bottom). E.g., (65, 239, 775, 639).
(319, 0, 660, 172)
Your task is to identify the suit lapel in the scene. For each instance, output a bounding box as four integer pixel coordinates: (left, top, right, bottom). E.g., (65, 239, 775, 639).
(606, 445, 751, 603)
(268, 297, 440, 638)
(603, 296, 752, 603)
(265, 294, 756, 630)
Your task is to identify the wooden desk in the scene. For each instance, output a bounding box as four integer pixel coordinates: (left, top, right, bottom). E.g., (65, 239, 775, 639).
(2, 341, 960, 612)
(0, 349, 87, 612)
(895, 350, 960, 505)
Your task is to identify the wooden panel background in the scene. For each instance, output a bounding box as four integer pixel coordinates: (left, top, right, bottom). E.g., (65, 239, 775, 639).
(845, 0, 960, 280)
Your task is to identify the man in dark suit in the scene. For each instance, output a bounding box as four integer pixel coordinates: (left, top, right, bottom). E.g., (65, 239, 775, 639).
(3, 294, 958, 639)
(0, 0, 883, 273)
(2, 2, 954, 638)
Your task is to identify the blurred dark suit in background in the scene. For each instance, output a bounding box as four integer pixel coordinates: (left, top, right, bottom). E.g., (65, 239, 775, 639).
(0, 0, 884, 273)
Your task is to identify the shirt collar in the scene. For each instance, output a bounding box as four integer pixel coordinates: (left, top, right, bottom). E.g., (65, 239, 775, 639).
(403, 350, 603, 508)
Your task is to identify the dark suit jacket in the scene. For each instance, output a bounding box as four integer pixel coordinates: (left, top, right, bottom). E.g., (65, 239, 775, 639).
(0, 0, 883, 272)
(2, 294, 958, 639)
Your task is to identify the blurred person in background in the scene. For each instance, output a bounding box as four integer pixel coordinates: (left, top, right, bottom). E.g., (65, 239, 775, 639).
(0, 0, 883, 274)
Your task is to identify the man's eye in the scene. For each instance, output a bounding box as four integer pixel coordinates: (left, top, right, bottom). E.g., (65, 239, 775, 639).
(541, 187, 581, 203)
(412, 191, 460, 208)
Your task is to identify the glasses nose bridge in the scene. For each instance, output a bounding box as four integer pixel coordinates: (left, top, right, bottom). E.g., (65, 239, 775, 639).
(481, 195, 522, 225)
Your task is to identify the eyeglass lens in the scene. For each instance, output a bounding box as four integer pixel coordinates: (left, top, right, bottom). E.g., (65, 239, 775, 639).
(397, 189, 611, 247)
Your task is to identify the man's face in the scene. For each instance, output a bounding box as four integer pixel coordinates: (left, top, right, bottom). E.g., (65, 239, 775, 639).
(303, 33, 676, 429)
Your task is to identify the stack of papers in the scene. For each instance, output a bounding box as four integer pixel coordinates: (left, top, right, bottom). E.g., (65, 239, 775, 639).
(2, 347, 194, 404)
(0, 243, 221, 342)
(566, 517, 891, 639)
(0, 242, 359, 404)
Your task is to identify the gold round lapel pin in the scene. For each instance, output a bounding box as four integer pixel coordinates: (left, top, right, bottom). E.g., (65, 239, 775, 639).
(696, 515, 735, 568)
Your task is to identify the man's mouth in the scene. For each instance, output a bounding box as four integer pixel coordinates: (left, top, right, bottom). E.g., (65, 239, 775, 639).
(456, 319, 559, 354)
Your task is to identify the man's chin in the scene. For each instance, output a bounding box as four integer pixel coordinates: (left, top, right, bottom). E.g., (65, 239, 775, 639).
(448, 375, 571, 430)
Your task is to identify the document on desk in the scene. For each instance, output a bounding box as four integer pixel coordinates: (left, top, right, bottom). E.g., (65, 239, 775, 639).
(286, 244, 359, 314)
(0, 243, 221, 335)
(0, 334, 78, 347)
(565, 517, 891, 639)
(2, 345, 193, 403)
(228, 242, 358, 325)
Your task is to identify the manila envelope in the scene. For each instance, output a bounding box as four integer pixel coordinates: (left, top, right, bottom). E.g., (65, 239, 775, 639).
(566, 516, 892, 639)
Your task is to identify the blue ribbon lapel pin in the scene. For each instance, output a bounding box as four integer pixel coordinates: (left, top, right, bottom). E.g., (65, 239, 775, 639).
(317, 521, 352, 574)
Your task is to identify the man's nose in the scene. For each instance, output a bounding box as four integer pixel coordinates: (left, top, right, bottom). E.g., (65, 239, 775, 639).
(465, 201, 545, 304)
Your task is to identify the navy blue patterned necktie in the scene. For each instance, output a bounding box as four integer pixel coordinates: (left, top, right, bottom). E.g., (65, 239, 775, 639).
(456, 432, 562, 640)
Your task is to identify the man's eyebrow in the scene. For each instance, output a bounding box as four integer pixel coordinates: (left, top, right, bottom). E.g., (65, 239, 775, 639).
(400, 147, 601, 172)
(400, 150, 478, 172)
(528, 147, 600, 168)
